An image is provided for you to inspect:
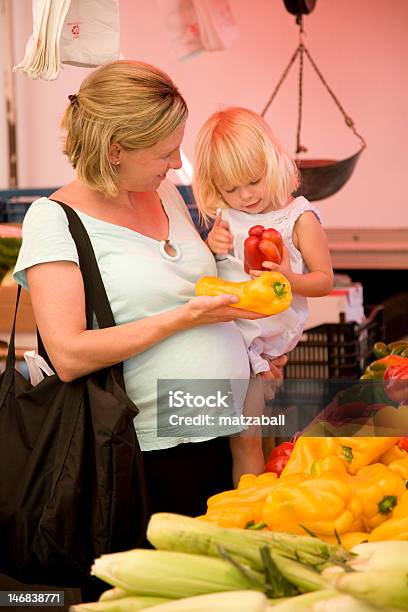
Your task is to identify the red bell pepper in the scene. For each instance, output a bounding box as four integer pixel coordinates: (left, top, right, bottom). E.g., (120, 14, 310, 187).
(264, 441, 294, 476)
(244, 225, 283, 274)
(384, 363, 408, 404)
(398, 438, 408, 452)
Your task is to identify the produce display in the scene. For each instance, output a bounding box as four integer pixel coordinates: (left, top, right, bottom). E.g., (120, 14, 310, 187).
(66, 336, 408, 610)
(195, 271, 292, 315)
(70, 512, 408, 611)
(198, 436, 408, 549)
(243, 225, 283, 274)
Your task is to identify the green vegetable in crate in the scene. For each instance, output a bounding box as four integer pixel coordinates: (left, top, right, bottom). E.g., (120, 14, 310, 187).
(373, 341, 389, 359)
(360, 355, 408, 380)
(373, 340, 408, 358)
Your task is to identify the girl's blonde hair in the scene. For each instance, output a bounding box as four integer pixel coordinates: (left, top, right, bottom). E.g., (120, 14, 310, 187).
(61, 60, 188, 197)
(193, 107, 299, 225)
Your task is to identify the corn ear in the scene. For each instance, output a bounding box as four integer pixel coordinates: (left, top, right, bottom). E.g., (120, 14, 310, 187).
(312, 595, 379, 611)
(147, 513, 349, 571)
(70, 596, 171, 611)
(269, 552, 330, 593)
(98, 588, 130, 602)
(335, 569, 408, 610)
(265, 589, 339, 611)
(141, 590, 268, 611)
(91, 549, 264, 599)
(349, 541, 408, 572)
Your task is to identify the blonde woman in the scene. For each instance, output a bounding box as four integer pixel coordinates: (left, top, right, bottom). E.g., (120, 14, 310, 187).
(13, 64, 268, 535)
(193, 107, 333, 483)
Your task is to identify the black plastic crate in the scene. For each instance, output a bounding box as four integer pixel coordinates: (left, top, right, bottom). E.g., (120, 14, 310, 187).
(285, 304, 385, 380)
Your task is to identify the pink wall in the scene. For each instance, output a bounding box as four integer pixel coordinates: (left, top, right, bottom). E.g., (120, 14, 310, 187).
(2, 0, 407, 228)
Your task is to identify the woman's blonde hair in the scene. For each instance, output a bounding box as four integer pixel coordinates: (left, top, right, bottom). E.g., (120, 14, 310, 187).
(192, 107, 299, 225)
(61, 60, 188, 197)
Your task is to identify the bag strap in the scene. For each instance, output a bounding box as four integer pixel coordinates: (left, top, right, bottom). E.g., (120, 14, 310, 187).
(4, 285, 22, 372)
(50, 200, 116, 330)
(3, 201, 126, 386)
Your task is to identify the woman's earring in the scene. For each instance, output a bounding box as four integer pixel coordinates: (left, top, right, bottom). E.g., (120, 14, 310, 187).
(116, 161, 120, 166)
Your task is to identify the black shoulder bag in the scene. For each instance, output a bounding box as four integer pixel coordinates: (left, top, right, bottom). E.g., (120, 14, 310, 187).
(0, 202, 148, 586)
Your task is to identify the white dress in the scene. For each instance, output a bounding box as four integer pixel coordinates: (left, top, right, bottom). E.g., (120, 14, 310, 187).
(13, 180, 250, 451)
(217, 197, 321, 374)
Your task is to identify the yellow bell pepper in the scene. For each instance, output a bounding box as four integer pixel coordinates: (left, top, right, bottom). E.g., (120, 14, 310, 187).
(263, 473, 362, 536)
(380, 443, 407, 465)
(337, 437, 399, 474)
(237, 472, 278, 489)
(198, 502, 265, 529)
(323, 531, 369, 550)
(280, 437, 340, 477)
(200, 473, 278, 529)
(311, 455, 348, 478)
(369, 517, 408, 541)
(207, 473, 278, 509)
(392, 489, 408, 519)
(350, 463, 406, 530)
(387, 456, 408, 480)
(195, 271, 292, 315)
(369, 491, 408, 541)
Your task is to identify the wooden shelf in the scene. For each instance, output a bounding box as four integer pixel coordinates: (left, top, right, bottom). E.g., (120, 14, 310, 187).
(326, 228, 408, 269)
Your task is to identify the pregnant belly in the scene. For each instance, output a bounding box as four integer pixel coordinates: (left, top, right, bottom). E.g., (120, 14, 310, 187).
(124, 323, 249, 409)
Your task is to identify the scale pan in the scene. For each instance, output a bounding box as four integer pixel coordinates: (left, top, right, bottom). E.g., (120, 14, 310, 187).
(294, 148, 364, 201)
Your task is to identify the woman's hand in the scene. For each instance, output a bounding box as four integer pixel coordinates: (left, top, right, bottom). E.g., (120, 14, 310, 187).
(249, 246, 293, 280)
(206, 214, 233, 255)
(183, 294, 267, 327)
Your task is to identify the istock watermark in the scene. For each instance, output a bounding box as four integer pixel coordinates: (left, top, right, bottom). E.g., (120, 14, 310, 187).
(157, 378, 406, 439)
(168, 389, 232, 409)
(156, 379, 288, 438)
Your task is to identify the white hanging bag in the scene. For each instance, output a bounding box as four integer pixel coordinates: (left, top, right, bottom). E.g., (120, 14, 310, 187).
(60, 0, 120, 67)
(192, 0, 239, 51)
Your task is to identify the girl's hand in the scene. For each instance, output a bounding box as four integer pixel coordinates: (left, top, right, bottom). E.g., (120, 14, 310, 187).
(257, 354, 288, 400)
(183, 294, 266, 327)
(248, 246, 292, 279)
(206, 213, 233, 255)
(257, 354, 288, 380)
(260, 245, 292, 278)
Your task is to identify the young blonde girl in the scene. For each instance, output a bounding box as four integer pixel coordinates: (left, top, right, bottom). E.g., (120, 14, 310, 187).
(193, 107, 333, 485)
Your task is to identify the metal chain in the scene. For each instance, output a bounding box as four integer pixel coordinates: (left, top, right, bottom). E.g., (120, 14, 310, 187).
(296, 43, 307, 154)
(303, 45, 367, 149)
(261, 15, 366, 152)
(261, 46, 300, 117)
(296, 16, 307, 155)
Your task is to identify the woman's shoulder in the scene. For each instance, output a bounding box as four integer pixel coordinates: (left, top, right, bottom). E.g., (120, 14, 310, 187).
(23, 196, 70, 229)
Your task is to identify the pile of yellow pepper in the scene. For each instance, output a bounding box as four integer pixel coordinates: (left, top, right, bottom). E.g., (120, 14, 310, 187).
(198, 436, 408, 550)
